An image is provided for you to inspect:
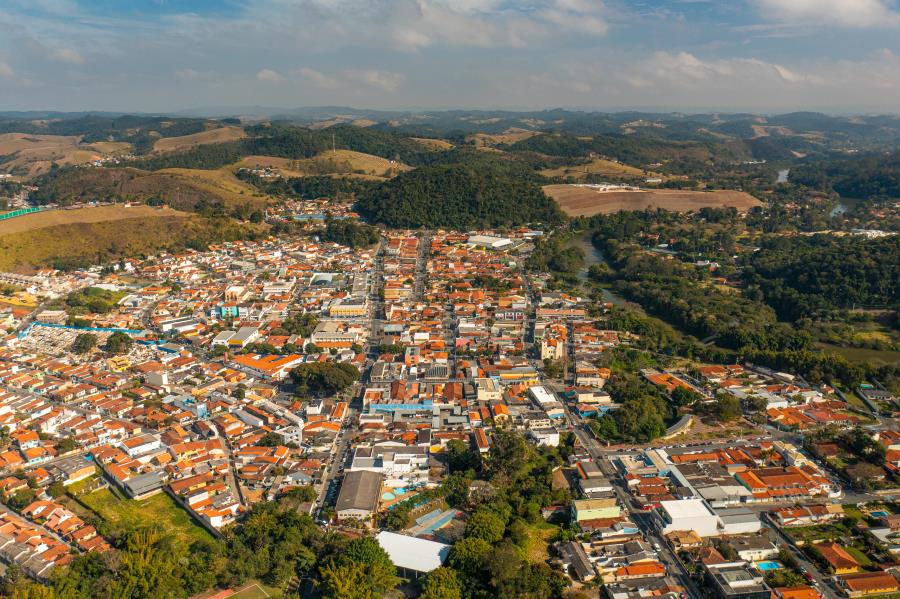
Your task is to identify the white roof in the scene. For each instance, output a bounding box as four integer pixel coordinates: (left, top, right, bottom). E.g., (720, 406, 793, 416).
(375, 531, 450, 573)
(660, 498, 715, 519)
(529, 385, 556, 405)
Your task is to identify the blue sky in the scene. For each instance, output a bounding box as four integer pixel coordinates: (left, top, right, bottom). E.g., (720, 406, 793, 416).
(1, 0, 899, 113)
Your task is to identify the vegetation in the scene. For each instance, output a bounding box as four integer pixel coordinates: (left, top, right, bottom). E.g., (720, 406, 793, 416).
(587, 375, 672, 442)
(792, 151, 900, 200)
(72, 333, 97, 354)
(356, 157, 565, 230)
(290, 362, 360, 396)
(103, 332, 134, 354)
(319, 219, 380, 248)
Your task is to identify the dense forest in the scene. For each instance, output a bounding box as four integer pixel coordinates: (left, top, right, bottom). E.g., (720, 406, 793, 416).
(745, 234, 900, 320)
(356, 157, 565, 230)
(236, 172, 377, 200)
(791, 151, 900, 200)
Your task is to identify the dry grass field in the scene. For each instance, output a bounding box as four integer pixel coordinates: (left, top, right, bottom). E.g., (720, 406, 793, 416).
(233, 150, 411, 179)
(545, 184, 763, 216)
(0, 204, 186, 236)
(152, 126, 246, 153)
(467, 128, 539, 148)
(0, 133, 131, 178)
(411, 137, 454, 150)
(159, 167, 268, 204)
(541, 158, 661, 180)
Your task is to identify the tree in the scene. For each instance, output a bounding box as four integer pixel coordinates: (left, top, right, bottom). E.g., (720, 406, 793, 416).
(446, 439, 480, 474)
(104, 331, 134, 354)
(420, 567, 462, 599)
(319, 561, 378, 599)
(258, 432, 283, 447)
(448, 537, 492, 576)
(47, 481, 66, 499)
(488, 430, 528, 480)
(464, 508, 505, 544)
(671, 386, 702, 408)
(339, 537, 399, 595)
(72, 333, 97, 354)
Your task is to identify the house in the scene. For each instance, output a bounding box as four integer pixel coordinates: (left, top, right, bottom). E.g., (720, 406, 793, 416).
(817, 542, 860, 574)
(838, 571, 900, 598)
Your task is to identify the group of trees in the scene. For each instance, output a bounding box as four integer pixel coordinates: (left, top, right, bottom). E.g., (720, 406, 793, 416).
(290, 362, 360, 396)
(62, 287, 124, 315)
(587, 375, 672, 442)
(319, 219, 381, 248)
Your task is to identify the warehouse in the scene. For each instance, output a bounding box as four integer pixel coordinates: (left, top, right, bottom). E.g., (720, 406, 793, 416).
(657, 498, 720, 537)
(335, 470, 382, 522)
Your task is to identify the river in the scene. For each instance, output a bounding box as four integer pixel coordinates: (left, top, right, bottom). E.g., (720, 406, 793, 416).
(568, 231, 627, 306)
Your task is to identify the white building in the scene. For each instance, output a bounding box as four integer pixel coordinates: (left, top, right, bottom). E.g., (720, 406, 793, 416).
(657, 499, 720, 537)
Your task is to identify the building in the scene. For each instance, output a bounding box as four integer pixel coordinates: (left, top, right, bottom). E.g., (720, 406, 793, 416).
(657, 499, 720, 537)
(375, 531, 450, 578)
(572, 498, 621, 522)
(335, 471, 382, 522)
(705, 562, 771, 599)
(558, 541, 595, 582)
(715, 508, 762, 535)
(838, 571, 900, 598)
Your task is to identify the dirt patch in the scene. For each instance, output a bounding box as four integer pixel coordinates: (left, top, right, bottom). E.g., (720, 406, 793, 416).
(0, 204, 188, 235)
(545, 185, 763, 216)
(0, 133, 131, 178)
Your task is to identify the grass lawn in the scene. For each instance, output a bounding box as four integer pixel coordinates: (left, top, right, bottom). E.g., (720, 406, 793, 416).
(80, 487, 213, 544)
(842, 504, 866, 523)
(845, 546, 874, 567)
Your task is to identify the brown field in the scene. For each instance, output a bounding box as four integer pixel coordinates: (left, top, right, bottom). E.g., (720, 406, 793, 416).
(0, 134, 131, 178)
(545, 185, 763, 216)
(0, 204, 187, 236)
(541, 158, 661, 180)
(411, 137, 453, 150)
(151, 126, 246, 153)
(467, 128, 539, 147)
(233, 150, 410, 179)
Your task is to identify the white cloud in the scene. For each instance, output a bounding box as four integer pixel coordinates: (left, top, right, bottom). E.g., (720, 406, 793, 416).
(48, 47, 84, 64)
(0, 61, 13, 77)
(293, 66, 341, 89)
(256, 68, 285, 83)
(175, 68, 201, 80)
(755, 0, 900, 28)
(345, 69, 405, 91)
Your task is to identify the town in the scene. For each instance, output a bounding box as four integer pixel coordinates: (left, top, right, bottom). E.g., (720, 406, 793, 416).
(0, 215, 896, 599)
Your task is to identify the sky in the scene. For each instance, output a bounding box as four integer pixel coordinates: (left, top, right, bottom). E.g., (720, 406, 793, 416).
(1, 0, 900, 114)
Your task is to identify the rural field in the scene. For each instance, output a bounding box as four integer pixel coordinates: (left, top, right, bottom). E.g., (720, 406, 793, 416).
(0, 133, 131, 177)
(233, 149, 410, 179)
(544, 184, 763, 216)
(467, 128, 539, 148)
(540, 157, 662, 180)
(411, 137, 454, 150)
(0, 204, 186, 235)
(152, 125, 246, 153)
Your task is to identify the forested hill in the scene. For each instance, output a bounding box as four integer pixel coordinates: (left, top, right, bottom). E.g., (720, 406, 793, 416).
(355, 159, 565, 230)
(791, 151, 900, 200)
(745, 234, 900, 320)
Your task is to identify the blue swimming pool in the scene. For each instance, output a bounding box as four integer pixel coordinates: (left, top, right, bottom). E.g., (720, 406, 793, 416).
(757, 561, 782, 571)
(871, 510, 889, 518)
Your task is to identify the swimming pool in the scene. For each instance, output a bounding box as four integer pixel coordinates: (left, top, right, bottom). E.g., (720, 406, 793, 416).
(757, 561, 782, 571)
(871, 511, 889, 518)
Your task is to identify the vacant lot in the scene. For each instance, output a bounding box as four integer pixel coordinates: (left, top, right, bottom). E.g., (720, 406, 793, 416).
(0, 204, 186, 235)
(234, 150, 410, 179)
(152, 126, 246, 153)
(545, 185, 763, 216)
(0, 133, 131, 178)
(79, 487, 212, 544)
(541, 158, 661, 180)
